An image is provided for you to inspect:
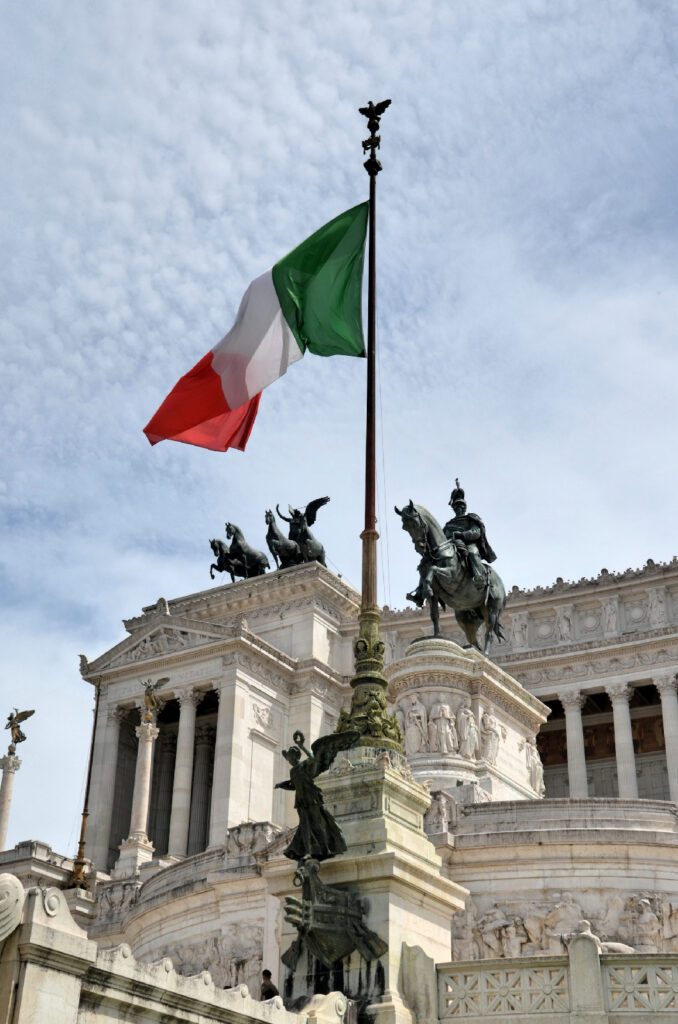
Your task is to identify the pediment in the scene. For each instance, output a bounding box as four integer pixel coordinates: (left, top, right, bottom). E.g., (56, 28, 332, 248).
(85, 616, 235, 674)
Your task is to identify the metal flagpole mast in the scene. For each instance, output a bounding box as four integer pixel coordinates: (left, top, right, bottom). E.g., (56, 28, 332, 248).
(68, 680, 101, 888)
(340, 99, 402, 751)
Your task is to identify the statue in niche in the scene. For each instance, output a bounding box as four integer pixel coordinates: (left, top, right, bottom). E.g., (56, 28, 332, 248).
(427, 791, 456, 834)
(404, 695, 428, 754)
(5, 708, 34, 753)
(525, 739, 545, 795)
(275, 729, 358, 862)
(648, 589, 667, 627)
(457, 700, 479, 760)
(509, 617, 525, 648)
(555, 607, 573, 642)
(602, 599, 617, 634)
(480, 706, 504, 764)
(429, 695, 458, 754)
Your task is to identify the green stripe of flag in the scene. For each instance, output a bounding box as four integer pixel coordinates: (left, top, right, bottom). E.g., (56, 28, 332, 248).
(272, 202, 369, 358)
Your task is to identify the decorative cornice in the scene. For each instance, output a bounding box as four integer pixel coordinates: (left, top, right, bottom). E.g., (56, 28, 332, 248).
(137, 562, 361, 623)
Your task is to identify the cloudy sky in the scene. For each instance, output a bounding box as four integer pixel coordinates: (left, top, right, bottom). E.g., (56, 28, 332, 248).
(2, 0, 678, 852)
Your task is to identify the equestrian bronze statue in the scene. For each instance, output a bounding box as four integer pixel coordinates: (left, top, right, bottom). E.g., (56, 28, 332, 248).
(395, 482, 505, 655)
(275, 496, 330, 566)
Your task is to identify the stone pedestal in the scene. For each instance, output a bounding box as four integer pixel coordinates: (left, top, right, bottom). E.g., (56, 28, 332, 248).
(264, 749, 467, 1024)
(387, 639, 549, 802)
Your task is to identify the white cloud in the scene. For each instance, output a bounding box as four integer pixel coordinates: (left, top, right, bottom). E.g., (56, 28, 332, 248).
(2, 0, 678, 852)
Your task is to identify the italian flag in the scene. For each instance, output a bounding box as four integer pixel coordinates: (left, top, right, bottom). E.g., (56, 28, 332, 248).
(143, 203, 368, 452)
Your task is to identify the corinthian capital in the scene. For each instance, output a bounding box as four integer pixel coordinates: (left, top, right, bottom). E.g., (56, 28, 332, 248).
(558, 690, 585, 711)
(178, 688, 203, 709)
(654, 673, 678, 698)
(605, 683, 633, 704)
(135, 722, 160, 743)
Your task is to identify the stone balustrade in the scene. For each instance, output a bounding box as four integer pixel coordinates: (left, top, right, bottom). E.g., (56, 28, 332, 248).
(438, 933, 678, 1021)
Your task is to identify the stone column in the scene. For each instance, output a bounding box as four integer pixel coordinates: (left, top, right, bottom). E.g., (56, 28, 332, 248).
(606, 683, 638, 799)
(558, 690, 588, 798)
(209, 673, 250, 846)
(168, 690, 201, 858)
(655, 673, 678, 803)
(127, 718, 160, 840)
(152, 732, 176, 856)
(187, 724, 215, 855)
(114, 715, 159, 876)
(0, 754, 21, 850)
(90, 707, 124, 871)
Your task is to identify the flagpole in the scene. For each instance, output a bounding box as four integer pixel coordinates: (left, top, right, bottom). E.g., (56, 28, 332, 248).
(340, 99, 401, 751)
(68, 679, 100, 888)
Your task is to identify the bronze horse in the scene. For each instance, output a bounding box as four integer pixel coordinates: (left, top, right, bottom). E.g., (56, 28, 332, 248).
(395, 500, 506, 655)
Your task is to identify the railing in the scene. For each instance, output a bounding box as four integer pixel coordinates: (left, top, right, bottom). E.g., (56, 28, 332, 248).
(438, 937, 678, 1022)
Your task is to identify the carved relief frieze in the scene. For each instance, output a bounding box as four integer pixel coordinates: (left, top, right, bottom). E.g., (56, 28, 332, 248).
(159, 923, 264, 990)
(95, 879, 140, 925)
(449, 889, 678, 961)
(108, 628, 222, 669)
(250, 699, 272, 732)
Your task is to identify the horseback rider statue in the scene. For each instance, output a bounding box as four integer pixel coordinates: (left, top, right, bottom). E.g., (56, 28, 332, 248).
(444, 479, 496, 586)
(395, 480, 506, 655)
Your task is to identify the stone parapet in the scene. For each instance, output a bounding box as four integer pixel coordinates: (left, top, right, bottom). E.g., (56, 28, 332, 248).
(0, 875, 325, 1024)
(438, 937, 678, 1022)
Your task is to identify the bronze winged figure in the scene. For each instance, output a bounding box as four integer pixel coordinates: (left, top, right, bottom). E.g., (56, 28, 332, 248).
(275, 497, 330, 566)
(6, 708, 35, 751)
(275, 729, 358, 861)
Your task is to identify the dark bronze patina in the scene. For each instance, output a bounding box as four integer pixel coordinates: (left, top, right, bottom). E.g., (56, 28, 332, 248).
(275, 497, 329, 566)
(395, 488, 506, 654)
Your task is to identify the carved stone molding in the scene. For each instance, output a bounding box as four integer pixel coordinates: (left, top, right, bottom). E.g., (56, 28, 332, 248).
(558, 690, 586, 711)
(135, 722, 160, 743)
(606, 683, 634, 704)
(654, 673, 678, 698)
(251, 700, 272, 731)
(178, 688, 203, 709)
(0, 874, 25, 944)
(0, 755, 21, 775)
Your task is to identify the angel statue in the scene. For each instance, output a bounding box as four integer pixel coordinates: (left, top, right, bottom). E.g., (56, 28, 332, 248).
(275, 729, 358, 862)
(5, 708, 35, 753)
(141, 678, 168, 721)
(275, 497, 330, 566)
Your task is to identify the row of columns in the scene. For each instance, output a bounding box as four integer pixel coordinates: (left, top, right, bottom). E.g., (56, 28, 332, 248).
(558, 673, 678, 801)
(90, 674, 254, 872)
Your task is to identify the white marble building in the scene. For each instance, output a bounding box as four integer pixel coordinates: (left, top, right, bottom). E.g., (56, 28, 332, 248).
(77, 555, 678, 879)
(3, 555, 678, 1024)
